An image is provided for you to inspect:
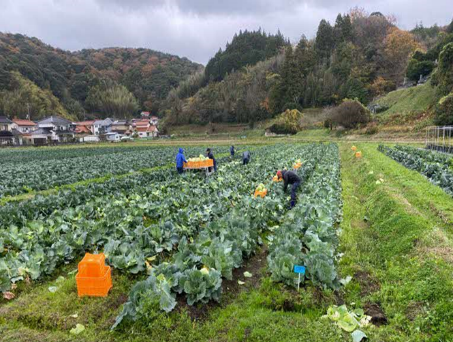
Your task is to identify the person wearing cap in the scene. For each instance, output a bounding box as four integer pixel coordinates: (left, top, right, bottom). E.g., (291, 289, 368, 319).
(206, 148, 217, 172)
(175, 148, 187, 174)
(277, 170, 301, 208)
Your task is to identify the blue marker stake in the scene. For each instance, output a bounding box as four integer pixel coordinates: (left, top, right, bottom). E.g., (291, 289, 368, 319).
(294, 265, 306, 291)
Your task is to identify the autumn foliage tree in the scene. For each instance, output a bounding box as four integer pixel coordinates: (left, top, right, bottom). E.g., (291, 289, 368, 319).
(331, 99, 371, 129)
(267, 109, 303, 134)
(383, 27, 420, 84)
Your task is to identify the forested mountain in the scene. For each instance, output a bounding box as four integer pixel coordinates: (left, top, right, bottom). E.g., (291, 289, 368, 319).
(204, 30, 289, 82)
(1, 11, 452, 126)
(0, 33, 202, 120)
(162, 11, 453, 126)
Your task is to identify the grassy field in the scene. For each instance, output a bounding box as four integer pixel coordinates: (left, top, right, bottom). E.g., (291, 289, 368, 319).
(1, 140, 453, 341)
(373, 82, 439, 128)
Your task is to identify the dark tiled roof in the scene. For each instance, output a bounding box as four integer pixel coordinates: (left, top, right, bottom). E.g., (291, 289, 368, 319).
(0, 116, 13, 124)
(38, 116, 72, 126)
(53, 130, 74, 135)
(32, 128, 52, 135)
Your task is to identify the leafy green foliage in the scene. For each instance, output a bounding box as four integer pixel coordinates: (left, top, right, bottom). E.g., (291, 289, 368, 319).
(267, 109, 303, 135)
(204, 29, 288, 82)
(0, 71, 70, 120)
(434, 92, 453, 125)
(113, 144, 331, 327)
(406, 59, 435, 82)
(378, 145, 453, 196)
(167, 11, 425, 124)
(0, 33, 201, 118)
(112, 272, 176, 329)
(86, 82, 139, 119)
(436, 42, 453, 95)
(267, 144, 342, 290)
(326, 305, 370, 333)
(0, 146, 208, 198)
(178, 268, 222, 305)
(331, 99, 371, 129)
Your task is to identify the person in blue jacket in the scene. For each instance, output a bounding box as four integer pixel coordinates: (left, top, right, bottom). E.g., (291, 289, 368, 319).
(230, 145, 235, 158)
(175, 148, 187, 174)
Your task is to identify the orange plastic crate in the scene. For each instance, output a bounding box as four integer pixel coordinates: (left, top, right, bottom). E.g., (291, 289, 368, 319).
(200, 159, 214, 168)
(272, 175, 282, 182)
(184, 160, 213, 169)
(76, 265, 112, 297)
(293, 163, 302, 169)
(254, 189, 267, 198)
(78, 253, 106, 277)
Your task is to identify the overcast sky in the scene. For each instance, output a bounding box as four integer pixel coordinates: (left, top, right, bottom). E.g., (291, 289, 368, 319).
(0, 0, 451, 64)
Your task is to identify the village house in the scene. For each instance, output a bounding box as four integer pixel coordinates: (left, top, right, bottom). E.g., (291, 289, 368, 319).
(32, 116, 75, 145)
(74, 120, 99, 143)
(0, 116, 15, 145)
(150, 115, 159, 126)
(133, 118, 159, 138)
(75, 120, 95, 135)
(12, 118, 37, 134)
(93, 118, 113, 135)
(0, 116, 14, 131)
(11, 118, 37, 145)
(111, 119, 131, 135)
(105, 131, 122, 142)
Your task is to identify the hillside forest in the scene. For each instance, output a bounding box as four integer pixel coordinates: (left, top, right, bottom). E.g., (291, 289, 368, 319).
(0, 8, 452, 127)
(0, 34, 202, 120)
(162, 9, 453, 128)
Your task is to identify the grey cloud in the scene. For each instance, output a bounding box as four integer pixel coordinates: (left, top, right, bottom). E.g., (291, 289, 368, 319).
(0, 0, 451, 65)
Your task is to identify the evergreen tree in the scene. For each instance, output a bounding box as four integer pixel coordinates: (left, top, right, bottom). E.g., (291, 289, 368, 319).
(447, 19, 453, 34)
(315, 19, 335, 61)
(204, 30, 289, 82)
(269, 46, 298, 113)
(341, 15, 353, 42)
(436, 42, 453, 95)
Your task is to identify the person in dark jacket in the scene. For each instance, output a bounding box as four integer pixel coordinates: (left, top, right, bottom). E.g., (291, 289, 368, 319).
(175, 148, 187, 174)
(277, 170, 301, 208)
(206, 148, 217, 172)
(242, 151, 251, 165)
(230, 145, 235, 157)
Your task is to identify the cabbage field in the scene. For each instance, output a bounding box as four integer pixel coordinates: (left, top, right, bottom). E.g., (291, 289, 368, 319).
(378, 145, 453, 196)
(0, 144, 342, 310)
(0, 146, 209, 198)
(2, 142, 453, 342)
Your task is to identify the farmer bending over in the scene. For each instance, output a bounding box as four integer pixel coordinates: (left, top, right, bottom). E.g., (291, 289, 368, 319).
(277, 170, 301, 208)
(242, 151, 251, 165)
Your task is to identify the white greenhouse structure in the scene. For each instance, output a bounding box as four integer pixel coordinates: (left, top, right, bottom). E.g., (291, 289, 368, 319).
(426, 126, 453, 153)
